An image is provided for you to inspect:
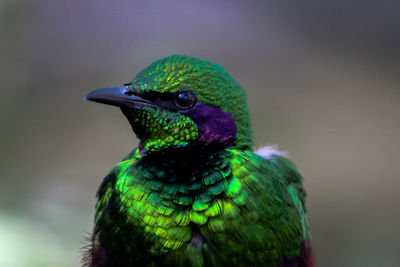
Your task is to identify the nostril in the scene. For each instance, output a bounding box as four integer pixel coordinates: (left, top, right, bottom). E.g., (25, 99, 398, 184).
(123, 86, 135, 96)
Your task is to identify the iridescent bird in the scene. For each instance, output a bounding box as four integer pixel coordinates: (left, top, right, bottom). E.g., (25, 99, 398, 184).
(83, 55, 312, 267)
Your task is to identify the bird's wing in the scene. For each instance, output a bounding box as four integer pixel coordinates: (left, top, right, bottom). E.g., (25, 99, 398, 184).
(83, 149, 142, 267)
(254, 145, 309, 241)
(254, 146, 313, 266)
(209, 147, 310, 265)
(255, 146, 310, 241)
(95, 148, 142, 223)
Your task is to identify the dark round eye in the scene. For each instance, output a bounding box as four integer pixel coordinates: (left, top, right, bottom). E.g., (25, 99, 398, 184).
(174, 90, 197, 109)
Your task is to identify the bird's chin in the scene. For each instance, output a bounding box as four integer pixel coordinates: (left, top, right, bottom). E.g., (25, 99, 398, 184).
(138, 138, 192, 155)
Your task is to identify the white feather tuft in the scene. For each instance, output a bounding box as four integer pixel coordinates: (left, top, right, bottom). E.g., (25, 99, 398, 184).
(254, 145, 288, 160)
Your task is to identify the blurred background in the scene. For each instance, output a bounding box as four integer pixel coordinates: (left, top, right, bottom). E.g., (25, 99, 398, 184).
(1, 1, 399, 266)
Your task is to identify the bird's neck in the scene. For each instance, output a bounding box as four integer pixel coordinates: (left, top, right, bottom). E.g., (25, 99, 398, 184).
(136, 146, 232, 180)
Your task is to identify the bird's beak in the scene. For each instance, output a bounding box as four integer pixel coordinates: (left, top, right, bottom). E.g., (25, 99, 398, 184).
(85, 86, 155, 110)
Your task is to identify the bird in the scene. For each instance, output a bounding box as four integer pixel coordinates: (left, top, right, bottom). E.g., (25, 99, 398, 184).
(83, 55, 313, 267)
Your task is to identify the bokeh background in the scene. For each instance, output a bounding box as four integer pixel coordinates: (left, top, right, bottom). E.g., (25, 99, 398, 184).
(1, 1, 399, 266)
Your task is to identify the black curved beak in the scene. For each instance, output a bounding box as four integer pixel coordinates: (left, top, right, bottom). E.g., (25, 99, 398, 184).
(85, 86, 155, 110)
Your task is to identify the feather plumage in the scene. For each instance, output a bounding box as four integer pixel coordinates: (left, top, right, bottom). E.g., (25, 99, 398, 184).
(84, 55, 312, 266)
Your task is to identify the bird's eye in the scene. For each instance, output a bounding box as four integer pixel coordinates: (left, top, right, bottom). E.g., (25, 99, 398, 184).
(174, 90, 197, 109)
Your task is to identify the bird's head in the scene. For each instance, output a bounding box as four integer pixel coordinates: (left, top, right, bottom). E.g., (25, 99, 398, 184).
(86, 55, 253, 154)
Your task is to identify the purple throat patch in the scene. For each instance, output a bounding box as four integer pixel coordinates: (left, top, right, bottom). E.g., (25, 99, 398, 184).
(183, 103, 237, 147)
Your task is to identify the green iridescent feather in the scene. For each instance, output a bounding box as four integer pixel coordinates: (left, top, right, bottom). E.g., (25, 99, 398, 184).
(91, 148, 308, 266)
